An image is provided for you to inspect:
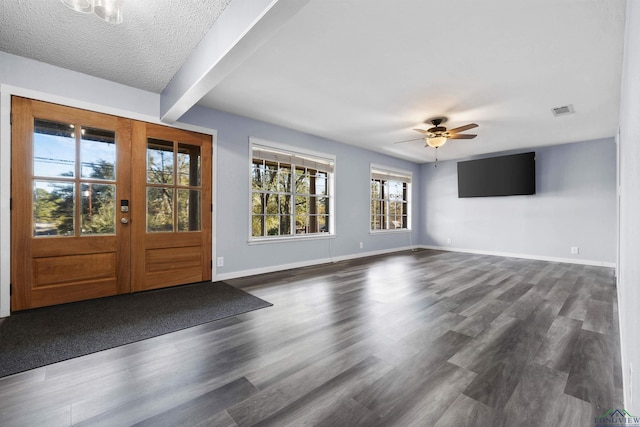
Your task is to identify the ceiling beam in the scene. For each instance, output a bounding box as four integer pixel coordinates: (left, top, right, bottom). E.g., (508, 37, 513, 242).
(160, 0, 311, 123)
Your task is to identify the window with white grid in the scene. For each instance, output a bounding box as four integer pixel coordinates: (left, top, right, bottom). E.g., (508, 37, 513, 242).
(370, 165, 411, 231)
(251, 139, 334, 240)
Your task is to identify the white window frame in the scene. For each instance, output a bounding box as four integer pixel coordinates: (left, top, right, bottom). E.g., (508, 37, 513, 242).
(370, 164, 412, 233)
(249, 137, 335, 243)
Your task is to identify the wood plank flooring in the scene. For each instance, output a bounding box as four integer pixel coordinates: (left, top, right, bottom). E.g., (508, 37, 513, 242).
(0, 249, 622, 426)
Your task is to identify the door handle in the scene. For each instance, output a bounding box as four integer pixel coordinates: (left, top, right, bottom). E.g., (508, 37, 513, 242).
(120, 218, 129, 224)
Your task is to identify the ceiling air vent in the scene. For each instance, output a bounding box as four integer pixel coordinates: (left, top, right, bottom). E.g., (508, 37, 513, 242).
(551, 104, 575, 117)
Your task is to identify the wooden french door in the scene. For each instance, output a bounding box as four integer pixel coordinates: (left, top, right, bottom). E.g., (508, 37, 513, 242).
(130, 122, 212, 292)
(11, 97, 212, 311)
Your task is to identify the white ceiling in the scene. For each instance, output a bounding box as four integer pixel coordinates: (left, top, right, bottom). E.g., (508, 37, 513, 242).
(0, 0, 627, 163)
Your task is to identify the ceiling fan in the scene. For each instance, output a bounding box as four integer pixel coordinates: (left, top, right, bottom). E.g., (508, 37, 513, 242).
(395, 117, 478, 148)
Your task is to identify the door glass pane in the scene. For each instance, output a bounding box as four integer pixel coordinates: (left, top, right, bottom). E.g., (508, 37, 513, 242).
(33, 119, 75, 178)
(81, 183, 116, 235)
(33, 180, 74, 236)
(81, 127, 116, 180)
(147, 187, 174, 232)
(177, 189, 201, 231)
(177, 143, 201, 186)
(147, 138, 174, 184)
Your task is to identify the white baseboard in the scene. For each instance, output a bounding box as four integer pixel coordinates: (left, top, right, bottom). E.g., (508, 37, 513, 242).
(419, 245, 617, 268)
(214, 244, 615, 282)
(214, 245, 415, 281)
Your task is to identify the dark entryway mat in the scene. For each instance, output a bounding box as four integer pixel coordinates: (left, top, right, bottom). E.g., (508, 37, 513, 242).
(0, 281, 272, 378)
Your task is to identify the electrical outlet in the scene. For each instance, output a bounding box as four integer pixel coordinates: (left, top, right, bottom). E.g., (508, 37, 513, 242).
(571, 246, 579, 255)
(216, 257, 224, 267)
(447, 238, 452, 245)
(359, 242, 363, 249)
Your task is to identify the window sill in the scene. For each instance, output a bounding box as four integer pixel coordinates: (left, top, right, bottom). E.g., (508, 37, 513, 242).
(248, 233, 335, 245)
(369, 229, 412, 235)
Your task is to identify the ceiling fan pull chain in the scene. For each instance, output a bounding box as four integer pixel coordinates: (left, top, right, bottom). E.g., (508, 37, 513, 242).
(435, 147, 438, 167)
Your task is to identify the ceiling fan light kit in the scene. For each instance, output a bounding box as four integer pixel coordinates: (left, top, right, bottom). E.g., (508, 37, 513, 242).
(426, 136, 447, 148)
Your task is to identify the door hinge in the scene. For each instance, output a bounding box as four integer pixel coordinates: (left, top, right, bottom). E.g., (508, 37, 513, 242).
(10, 112, 12, 125)
(210, 260, 213, 269)
(211, 203, 213, 212)
(9, 284, 12, 296)
(9, 198, 12, 210)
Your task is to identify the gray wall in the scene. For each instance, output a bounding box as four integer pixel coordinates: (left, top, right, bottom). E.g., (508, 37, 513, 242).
(618, 0, 640, 413)
(419, 139, 617, 265)
(0, 50, 620, 319)
(180, 106, 421, 278)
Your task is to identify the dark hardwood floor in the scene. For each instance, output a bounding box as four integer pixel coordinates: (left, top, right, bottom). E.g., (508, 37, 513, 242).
(0, 249, 622, 426)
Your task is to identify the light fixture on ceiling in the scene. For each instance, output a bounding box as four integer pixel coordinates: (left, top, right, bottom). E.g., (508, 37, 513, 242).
(416, 118, 478, 149)
(393, 118, 479, 149)
(62, 0, 93, 13)
(426, 136, 447, 148)
(62, 0, 123, 24)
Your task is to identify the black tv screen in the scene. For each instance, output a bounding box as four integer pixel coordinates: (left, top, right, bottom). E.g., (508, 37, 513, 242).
(457, 152, 536, 198)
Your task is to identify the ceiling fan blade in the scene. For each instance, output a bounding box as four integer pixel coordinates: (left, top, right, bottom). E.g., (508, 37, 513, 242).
(447, 123, 478, 134)
(412, 128, 431, 135)
(393, 137, 425, 144)
(448, 134, 477, 139)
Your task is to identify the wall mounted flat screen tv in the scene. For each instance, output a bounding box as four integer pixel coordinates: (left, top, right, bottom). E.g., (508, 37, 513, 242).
(457, 152, 536, 198)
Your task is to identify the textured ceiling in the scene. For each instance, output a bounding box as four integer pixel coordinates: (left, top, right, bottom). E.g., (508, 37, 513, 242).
(0, 0, 627, 163)
(0, 0, 233, 93)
